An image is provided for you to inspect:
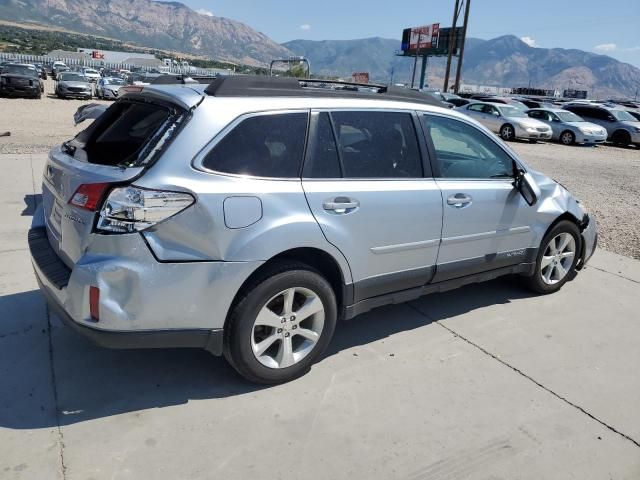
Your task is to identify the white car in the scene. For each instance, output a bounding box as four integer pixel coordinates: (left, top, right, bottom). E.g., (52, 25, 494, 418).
(95, 77, 125, 99)
(458, 102, 552, 142)
(81, 68, 101, 82)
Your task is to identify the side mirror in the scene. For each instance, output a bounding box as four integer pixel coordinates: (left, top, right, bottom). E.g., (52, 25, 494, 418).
(513, 170, 540, 206)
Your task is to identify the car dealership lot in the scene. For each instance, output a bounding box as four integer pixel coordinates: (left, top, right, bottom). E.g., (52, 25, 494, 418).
(1, 153, 639, 479)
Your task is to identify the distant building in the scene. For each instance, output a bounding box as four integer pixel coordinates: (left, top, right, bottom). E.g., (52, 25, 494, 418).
(47, 50, 92, 62)
(76, 48, 158, 65)
(121, 57, 165, 68)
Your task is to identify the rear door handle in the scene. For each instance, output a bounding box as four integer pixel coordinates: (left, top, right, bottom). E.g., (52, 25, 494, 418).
(447, 193, 473, 208)
(323, 197, 360, 214)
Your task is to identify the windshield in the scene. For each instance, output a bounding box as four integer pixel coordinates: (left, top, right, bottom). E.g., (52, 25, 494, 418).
(555, 111, 584, 122)
(104, 78, 125, 85)
(612, 109, 637, 121)
(1, 65, 38, 77)
(59, 73, 86, 82)
(499, 105, 527, 118)
(84, 69, 98, 74)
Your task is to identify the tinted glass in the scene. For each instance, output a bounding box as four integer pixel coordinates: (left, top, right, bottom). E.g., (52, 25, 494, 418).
(527, 110, 543, 119)
(499, 105, 526, 117)
(422, 115, 514, 179)
(612, 110, 636, 121)
(330, 111, 422, 178)
(304, 112, 341, 178)
(556, 111, 583, 122)
(203, 112, 308, 178)
(468, 104, 484, 112)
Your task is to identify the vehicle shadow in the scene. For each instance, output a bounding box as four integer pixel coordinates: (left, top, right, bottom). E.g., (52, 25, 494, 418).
(21, 193, 41, 216)
(0, 277, 534, 430)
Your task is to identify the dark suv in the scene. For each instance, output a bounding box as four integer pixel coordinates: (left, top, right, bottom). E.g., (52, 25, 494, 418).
(0, 63, 42, 99)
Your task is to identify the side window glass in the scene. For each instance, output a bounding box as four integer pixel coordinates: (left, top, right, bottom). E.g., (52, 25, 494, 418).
(304, 112, 341, 178)
(421, 115, 514, 179)
(202, 112, 308, 178)
(330, 111, 422, 178)
(468, 104, 484, 112)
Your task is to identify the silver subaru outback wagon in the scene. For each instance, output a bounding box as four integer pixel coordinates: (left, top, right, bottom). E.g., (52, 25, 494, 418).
(29, 76, 597, 384)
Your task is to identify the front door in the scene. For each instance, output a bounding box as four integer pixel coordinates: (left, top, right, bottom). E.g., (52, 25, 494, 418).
(420, 113, 538, 282)
(302, 110, 443, 302)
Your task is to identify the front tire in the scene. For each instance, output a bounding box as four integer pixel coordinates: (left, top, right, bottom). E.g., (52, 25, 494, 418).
(500, 124, 515, 141)
(560, 130, 575, 146)
(523, 220, 581, 294)
(224, 262, 337, 384)
(612, 130, 631, 147)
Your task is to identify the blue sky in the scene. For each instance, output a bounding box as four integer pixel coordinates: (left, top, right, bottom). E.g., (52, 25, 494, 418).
(184, 0, 640, 67)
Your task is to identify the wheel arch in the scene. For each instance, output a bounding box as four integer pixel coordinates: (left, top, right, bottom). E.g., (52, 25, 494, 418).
(612, 128, 632, 143)
(224, 247, 351, 330)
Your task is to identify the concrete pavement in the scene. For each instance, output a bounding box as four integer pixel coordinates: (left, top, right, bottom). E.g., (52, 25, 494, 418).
(1, 154, 639, 479)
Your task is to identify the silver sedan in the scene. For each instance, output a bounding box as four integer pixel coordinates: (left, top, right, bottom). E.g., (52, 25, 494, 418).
(526, 108, 607, 145)
(457, 102, 552, 142)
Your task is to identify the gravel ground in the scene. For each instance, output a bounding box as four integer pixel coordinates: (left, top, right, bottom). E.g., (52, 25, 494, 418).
(0, 79, 109, 154)
(510, 141, 640, 259)
(1, 85, 639, 258)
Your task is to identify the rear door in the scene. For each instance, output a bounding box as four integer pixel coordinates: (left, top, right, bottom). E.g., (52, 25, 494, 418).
(420, 113, 538, 282)
(42, 99, 183, 266)
(302, 110, 443, 302)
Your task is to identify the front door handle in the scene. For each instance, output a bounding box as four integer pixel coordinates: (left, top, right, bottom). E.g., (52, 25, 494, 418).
(447, 193, 473, 208)
(323, 197, 360, 214)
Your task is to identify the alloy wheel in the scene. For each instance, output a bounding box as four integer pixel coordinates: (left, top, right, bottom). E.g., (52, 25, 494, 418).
(561, 132, 574, 145)
(251, 287, 325, 369)
(540, 232, 576, 285)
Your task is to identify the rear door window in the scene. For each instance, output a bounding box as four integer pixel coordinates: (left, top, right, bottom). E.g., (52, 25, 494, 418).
(329, 111, 423, 178)
(202, 112, 308, 178)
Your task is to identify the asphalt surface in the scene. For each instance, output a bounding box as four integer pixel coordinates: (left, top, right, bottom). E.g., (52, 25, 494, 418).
(1, 153, 639, 479)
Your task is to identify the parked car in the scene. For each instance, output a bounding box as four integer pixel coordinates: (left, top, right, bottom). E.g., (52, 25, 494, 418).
(0, 63, 42, 99)
(622, 109, 640, 122)
(475, 96, 529, 111)
(82, 67, 101, 82)
(563, 104, 640, 147)
(29, 76, 597, 384)
(458, 102, 552, 142)
(526, 108, 607, 145)
(516, 98, 553, 109)
(95, 77, 125, 99)
(33, 63, 48, 80)
(52, 65, 69, 80)
(55, 72, 93, 99)
(446, 97, 472, 108)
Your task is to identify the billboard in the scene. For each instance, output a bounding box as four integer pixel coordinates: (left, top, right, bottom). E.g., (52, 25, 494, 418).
(401, 23, 440, 53)
(352, 72, 370, 83)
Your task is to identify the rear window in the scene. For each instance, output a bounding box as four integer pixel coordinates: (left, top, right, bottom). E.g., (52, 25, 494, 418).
(202, 112, 308, 178)
(75, 101, 175, 166)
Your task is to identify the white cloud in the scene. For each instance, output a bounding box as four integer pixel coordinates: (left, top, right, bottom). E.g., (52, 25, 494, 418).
(594, 43, 617, 53)
(299, 24, 311, 31)
(196, 8, 213, 16)
(520, 36, 537, 47)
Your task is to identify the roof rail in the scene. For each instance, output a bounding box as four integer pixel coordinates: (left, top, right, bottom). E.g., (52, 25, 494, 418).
(202, 75, 443, 107)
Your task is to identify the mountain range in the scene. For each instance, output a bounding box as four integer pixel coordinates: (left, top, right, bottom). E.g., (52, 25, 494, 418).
(1, 0, 638, 97)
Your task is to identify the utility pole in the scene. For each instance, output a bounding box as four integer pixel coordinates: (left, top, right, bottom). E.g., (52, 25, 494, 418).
(443, 0, 460, 92)
(411, 31, 423, 89)
(454, 0, 471, 93)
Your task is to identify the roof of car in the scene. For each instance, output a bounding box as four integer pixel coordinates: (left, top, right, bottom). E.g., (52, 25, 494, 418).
(201, 75, 443, 107)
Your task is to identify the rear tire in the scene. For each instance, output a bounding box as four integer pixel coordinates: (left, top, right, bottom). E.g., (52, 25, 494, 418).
(523, 220, 581, 294)
(500, 124, 515, 141)
(224, 262, 337, 384)
(560, 131, 575, 145)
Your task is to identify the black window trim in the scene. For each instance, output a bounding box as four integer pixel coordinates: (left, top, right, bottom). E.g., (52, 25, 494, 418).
(192, 109, 311, 181)
(301, 107, 432, 181)
(419, 112, 525, 181)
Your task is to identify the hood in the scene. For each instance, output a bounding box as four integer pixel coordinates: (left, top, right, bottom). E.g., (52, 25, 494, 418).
(621, 120, 640, 128)
(564, 121, 605, 131)
(59, 81, 91, 88)
(1, 73, 38, 80)
(508, 116, 549, 128)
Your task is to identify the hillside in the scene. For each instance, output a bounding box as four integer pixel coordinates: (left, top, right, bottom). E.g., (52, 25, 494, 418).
(0, 0, 292, 65)
(284, 35, 640, 98)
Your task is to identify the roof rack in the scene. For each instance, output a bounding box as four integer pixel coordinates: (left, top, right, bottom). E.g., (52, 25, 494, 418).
(151, 74, 218, 85)
(202, 75, 443, 107)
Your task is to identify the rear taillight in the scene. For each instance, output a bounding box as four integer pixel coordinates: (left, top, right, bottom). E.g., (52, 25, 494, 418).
(69, 183, 112, 211)
(96, 186, 195, 233)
